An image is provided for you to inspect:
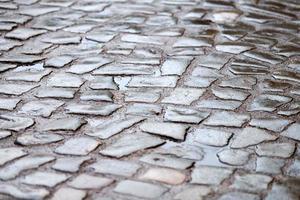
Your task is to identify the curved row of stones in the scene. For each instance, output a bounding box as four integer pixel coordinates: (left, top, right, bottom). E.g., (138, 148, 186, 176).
(0, 0, 300, 199)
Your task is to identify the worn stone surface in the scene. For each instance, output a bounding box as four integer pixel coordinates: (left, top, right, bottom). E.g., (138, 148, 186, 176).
(0, 0, 299, 199)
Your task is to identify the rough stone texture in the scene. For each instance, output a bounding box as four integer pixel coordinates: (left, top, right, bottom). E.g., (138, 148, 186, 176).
(0, 0, 299, 199)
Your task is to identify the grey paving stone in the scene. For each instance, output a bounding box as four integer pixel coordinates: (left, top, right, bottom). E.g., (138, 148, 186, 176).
(248, 94, 292, 112)
(40, 117, 86, 131)
(44, 55, 74, 68)
(47, 73, 84, 88)
(281, 123, 300, 141)
(217, 149, 250, 166)
(34, 87, 76, 99)
(5, 28, 46, 40)
(212, 87, 250, 101)
(139, 167, 186, 185)
(16, 132, 64, 146)
(126, 103, 162, 117)
(51, 187, 87, 200)
(68, 56, 113, 74)
(19, 100, 64, 117)
(255, 142, 296, 158)
(218, 192, 260, 200)
(197, 99, 242, 110)
(140, 121, 188, 140)
(140, 153, 194, 169)
(0, 115, 34, 131)
(231, 127, 277, 148)
(161, 57, 192, 75)
(21, 171, 70, 187)
(80, 90, 113, 102)
(250, 118, 292, 132)
(65, 103, 121, 116)
(68, 174, 113, 189)
(191, 166, 233, 185)
(100, 133, 164, 158)
(189, 128, 233, 147)
(0, 155, 55, 180)
(0, 130, 11, 139)
(0, 147, 27, 166)
(0, 98, 20, 110)
(114, 180, 168, 199)
(286, 159, 300, 177)
(0, 84, 38, 95)
(164, 106, 209, 124)
(55, 137, 100, 156)
(265, 184, 299, 200)
(0, 184, 49, 200)
(231, 174, 272, 192)
(216, 42, 254, 54)
(52, 157, 91, 173)
(219, 76, 257, 90)
(204, 111, 250, 127)
(162, 88, 206, 105)
(256, 157, 285, 174)
(89, 159, 141, 177)
(127, 76, 179, 88)
(87, 117, 144, 139)
(173, 37, 213, 47)
(125, 90, 160, 103)
(174, 186, 212, 200)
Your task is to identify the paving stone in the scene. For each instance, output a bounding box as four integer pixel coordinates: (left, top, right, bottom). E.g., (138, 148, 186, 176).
(173, 37, 212, 47)
(155, 141, 204, 160)
(121, 34, 164, 45)
(184, 76, 216, 88)
(0, 155, 55, 180)
(51, 187, 87, 200)
(127, 76, 179, 88)
(273, 70, 300, 84)
(231, 127, 278, 148)
(197, 99, 242, 110)
(218, 192, 260, 200)
(40, 117, 86, 132)
(248, 94, 292, 112)
(216, 42, 254, 54)
(219, 76, 256, 90)
(114, 180, 168, 199)
(204, 111, 250, 127)
(6, 28, 46, 40)
(189, 128, 233, 147)
(265, 184, 299, 200)
(0, 54, 44, 64)
(174, 186, 212, 200)
(197, 52, 229, 70)
(0, 98, 20, 110)
(191, 166, 233, 185)
(140, 121, 188, 140)
(0, 84, 38, 95)
(140, 167, 186, 185)
(66, 103, 121, 116)
(250, 118, 292, 132)
(5, 63, 52, 82)
(55, 137, 100, 156)
(35, 87, 76, 99)
(256, 157, 285, 174)
(19, 100, 64, 117)
(100, 132, 164, 158)
(93, 64, 155, 76)
(126, 103, 162, 117)
(52, 157, 91, 173)
(212, 87, 250, 101)
(286, 159, 300, 177)
(0, 38, 22, 51)
(162, 88, 205, 105)
(68, 174, 113, 189)
(80, 90, 113, 102)
(44, 55, 74, 68)
(47, 73, 84, 88)
(0, 184, 49, 200)
(0, 147, 27, 166)
(125, 90, 160, 103)
(161, 57, 192, 75)
(42, 31, 81, 44)
(140, 153, 194, 169)
(0, 115, 34, 131)
(19, 5, 60, 16)
(281, 123, 300, 141)
(217, 149, 250, 166)
(87, 117, 144, 139)
(231, 174, 272, 192)
(164, 106, 209, 124)
(0, 130, 11, 139)
(21, 171, 70, 187)
(68, 56, 113, 74)
(89, 159, 140, 177)
(16, 132, 64, 146)
(89, 76, 118, 90)
(255, 142, 296, 158)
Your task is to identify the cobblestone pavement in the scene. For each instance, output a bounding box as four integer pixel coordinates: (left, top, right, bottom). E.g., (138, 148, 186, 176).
(0, 0, 300, 199)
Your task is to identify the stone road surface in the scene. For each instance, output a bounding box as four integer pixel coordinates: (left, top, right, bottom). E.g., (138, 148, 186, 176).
(0, 0, 299, 199)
